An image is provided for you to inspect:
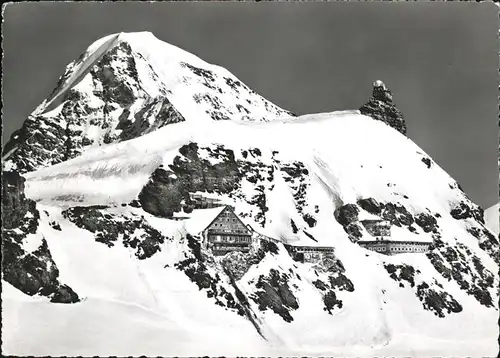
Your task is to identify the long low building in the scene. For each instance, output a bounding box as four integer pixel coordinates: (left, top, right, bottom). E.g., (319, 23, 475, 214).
(355, 218, 432, 255)
(357, 239, 432, 255)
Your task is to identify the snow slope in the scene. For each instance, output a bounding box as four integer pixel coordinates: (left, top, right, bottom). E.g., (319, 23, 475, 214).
(485, 203, 499, 235)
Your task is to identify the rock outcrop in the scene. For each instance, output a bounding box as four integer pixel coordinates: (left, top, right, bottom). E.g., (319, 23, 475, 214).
(359, 80, 407, 136)
(2, 171, 32, 229)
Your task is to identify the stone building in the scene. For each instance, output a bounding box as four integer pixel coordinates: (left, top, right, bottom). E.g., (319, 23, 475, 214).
(201, 206, 253, 256)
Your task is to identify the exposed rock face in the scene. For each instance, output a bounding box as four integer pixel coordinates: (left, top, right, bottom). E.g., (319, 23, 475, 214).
(414, 212, 439, 234)
(3, 41, 186, 174)
(450, 201, 485, 224)
(426, 237, 495, 308)
(222, 251, 253, 281)
(138, 143, 242, 218)
(252, 269, 299, 323)
(357, 197, 383, 215)
(355, 197, 439, 236)
(221, 240, 282, 281)
(318, 257, 355, 313)
(359, 80, 407, 136)
(2, 171, 79, 303)
(62, 206, 170, 260)
(467, 226, 500, 265)
(334, 204, 359, 227)
(382, 202, 415, 228)
(334, 204, 363, 243)
(384, 263, 462, 317)
(2, 171, 32, 229)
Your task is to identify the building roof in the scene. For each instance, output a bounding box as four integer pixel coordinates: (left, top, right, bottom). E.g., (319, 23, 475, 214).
(360, 219, 390, 225)
(183, 206, 227, 235)
(357, 239, 432, 245)
(183, 205, 253, 236)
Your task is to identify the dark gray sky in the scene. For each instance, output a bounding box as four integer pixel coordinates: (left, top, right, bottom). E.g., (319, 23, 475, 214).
(2, 2, 498, 208)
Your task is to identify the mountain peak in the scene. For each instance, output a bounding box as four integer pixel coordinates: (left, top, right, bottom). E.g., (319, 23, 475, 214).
(3, 32, 293, 174)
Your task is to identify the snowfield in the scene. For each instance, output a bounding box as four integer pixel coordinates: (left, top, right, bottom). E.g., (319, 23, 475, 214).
(3, 283, 493, 357)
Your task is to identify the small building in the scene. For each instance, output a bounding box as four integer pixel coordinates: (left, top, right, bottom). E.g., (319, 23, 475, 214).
(201, 206, 253, 256)
(361, 219, 391, 237)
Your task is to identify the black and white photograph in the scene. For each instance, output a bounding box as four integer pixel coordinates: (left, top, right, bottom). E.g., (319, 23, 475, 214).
(1, 2, 499, 356)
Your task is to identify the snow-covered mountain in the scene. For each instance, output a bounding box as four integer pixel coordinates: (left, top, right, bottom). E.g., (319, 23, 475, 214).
(2, 32, 293, 174)
(2, 32, 498, 357)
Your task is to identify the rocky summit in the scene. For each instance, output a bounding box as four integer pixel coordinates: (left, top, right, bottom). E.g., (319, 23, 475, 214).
(1, 32, 498, 357)
(2, 32, 293, 174)
(359, 80, 407, 135)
